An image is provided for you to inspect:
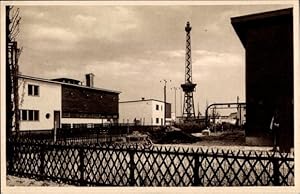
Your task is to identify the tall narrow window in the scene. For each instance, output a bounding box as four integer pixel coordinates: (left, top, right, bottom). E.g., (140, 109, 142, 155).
(156, 104, 159, 110)
(156, 118, 159, 124)
(28, 110, 34, 121)
(21, 110, 27, 121)
(34, 110, 39, 121)
(28, 85, 33, 95)
(34, 85, 39, 96)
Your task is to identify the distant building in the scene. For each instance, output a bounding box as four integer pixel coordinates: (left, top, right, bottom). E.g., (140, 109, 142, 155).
(18, 74, 120, 130)
(231, 8, 294, 151)
(119, 98, 171, 126)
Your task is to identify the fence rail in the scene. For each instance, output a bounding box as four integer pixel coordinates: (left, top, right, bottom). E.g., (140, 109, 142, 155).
(12, 126, 163, 144)
(7, 139, 294, 186)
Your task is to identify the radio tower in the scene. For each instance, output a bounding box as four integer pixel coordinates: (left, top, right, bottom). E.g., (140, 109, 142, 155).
(181, 21, 196, 121)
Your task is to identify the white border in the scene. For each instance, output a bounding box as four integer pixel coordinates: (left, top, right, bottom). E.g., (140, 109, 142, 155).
(1, 1, 299, 194)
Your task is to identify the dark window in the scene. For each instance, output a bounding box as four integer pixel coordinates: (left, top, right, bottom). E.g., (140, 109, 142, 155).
(61, 124, 71, 129)
(21, 110, 27, 120)
(73, 124, 87, 129)
(28, 84, 39, 96)
(28, 85, 33, 95)
(34, 110, 39, 121)
(156, 105, 159, 110)
(156, 118, 159, 124)
(34, 85, 39, 95)
(28, 110, 34, 121)
(21, 110, 39, 121)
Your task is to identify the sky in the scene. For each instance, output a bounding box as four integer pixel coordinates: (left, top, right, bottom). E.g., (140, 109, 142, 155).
(17, 3, 293, 116)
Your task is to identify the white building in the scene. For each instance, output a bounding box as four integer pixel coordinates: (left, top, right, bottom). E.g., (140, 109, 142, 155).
(17, 74, 120, 131)
(18, 75, 62, 130)
(119, 99, 171, 126)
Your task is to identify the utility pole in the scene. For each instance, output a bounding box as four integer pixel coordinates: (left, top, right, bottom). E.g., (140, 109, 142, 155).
(171, 87, 180, 119)
(160, 79, 171, 126)
(237, 96, 241, 126)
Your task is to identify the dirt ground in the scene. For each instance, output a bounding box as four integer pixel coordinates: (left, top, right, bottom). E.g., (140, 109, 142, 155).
(6, 175, 70, 186)
(193, 130, 246, 146)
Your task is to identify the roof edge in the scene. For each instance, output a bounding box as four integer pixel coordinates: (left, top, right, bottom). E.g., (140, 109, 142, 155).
(231, 8, 293, 24)
(18, 74, 121, 94)
(120, 99, 171, 104)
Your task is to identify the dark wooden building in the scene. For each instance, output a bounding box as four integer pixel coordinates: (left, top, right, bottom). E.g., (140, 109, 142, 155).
(61, 84, 119, 120)
(52, 76, 120, 127)
(231, 8, 294, 151)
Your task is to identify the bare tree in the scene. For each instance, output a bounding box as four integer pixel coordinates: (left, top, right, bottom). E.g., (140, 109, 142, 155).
(6, 6, 22, 138)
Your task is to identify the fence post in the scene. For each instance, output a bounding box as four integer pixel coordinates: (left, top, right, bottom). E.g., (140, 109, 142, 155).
(79, 147, 85, 186)
(40, 144, 45, 179)
(7, 139, 14, 175)
(193, 154, 201, 186)
(272, 158, 280, 186)
(96, 128, 99, 144)
(129, 150, 135, 186)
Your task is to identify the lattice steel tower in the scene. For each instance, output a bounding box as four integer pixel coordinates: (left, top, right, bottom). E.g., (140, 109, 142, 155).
(181, 21, 196, 120)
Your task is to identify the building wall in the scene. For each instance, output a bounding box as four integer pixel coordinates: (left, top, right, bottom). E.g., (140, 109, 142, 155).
(61, 118, 110, 128)
(18, 78, 61, 130)
(232, 9, 293, 151)
(245, 14, 293, 151)
(151, 101, 165, 125)
(61, 85, 119, 119)
(119, 100, 165, 126)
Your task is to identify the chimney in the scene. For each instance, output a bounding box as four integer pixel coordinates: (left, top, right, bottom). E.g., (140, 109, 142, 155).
(85, 73, 94, 87)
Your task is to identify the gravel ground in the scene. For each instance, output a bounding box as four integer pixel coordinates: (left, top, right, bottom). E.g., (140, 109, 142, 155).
(6, 175, 71, 186)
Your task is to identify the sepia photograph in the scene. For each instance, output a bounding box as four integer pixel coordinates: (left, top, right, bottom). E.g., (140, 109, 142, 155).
(1, 0, 299, 193)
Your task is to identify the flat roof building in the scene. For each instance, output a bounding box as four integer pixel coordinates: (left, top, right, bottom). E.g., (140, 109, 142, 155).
(18, 74, 120, 130)
(119, 98, 171, 126)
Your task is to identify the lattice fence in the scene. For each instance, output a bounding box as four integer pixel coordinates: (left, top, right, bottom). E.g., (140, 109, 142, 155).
(7, 139, 294, 186)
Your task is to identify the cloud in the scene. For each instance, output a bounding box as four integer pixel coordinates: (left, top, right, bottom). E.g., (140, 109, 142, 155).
(194, 50, 243, 68)
(26, 24, 78, 42)
(17, 5, 289, 112)
(160, 50, 185, 58)
(75, 14, 97, 24)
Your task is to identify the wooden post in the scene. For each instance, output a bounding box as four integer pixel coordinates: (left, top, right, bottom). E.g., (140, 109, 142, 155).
(192, 154, 201, 186)
(53, 121, 57, 143)
(79, 147, 85, 186)
(272, 158, 280, 186)
(7, 139, 14, 174)
(129, 150, 135, 186)
(96, 127, 99, 144)
(40, 144, 45, 179)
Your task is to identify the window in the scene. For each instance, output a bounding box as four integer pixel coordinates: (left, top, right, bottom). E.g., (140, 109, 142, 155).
(161, 105, 163, 111)
(21, 110, 39, 121)
(28, 84, 39, 96)
(28, 110, 34, 120)
(61, 124, 71, 129)
(156, 104, 159, 110)
(21, 110, 27, 120)
(156, 118, 159, 124)
(34, 110, 39, 121)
